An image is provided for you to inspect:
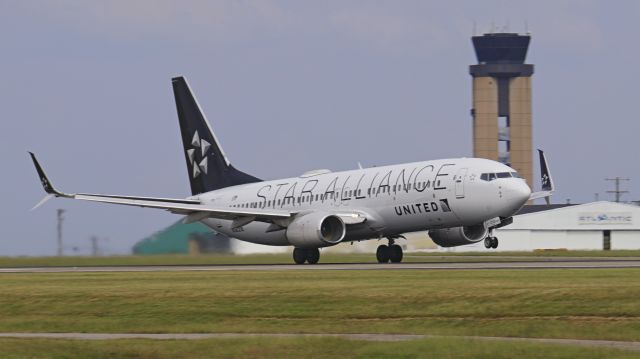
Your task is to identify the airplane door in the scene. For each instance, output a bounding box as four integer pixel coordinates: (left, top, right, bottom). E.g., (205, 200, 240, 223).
(455, 168, 467, 199)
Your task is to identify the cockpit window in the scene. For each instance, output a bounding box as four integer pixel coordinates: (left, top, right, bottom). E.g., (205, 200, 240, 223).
(481, 172, 516, 181)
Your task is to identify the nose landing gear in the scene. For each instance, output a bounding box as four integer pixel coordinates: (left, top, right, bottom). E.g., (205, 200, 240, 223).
(484, 236, 499, 249)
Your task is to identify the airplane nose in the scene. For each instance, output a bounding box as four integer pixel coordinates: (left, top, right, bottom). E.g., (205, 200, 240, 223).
(504, 180, 531, 211)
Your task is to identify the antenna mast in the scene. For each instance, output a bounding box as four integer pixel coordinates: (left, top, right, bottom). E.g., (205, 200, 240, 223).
(605, 177, 630, 203)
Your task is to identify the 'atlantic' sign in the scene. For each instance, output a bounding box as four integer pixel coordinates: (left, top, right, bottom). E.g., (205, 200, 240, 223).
(578, 212, 632, 225)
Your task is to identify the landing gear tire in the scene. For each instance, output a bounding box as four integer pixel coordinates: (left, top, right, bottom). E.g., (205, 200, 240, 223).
(376, 245, 390, 263)
(293, 248, 307, 264)
(389, 244, 403, 263)
(306, 248, 320, 264)
(484, 237, 499, 249)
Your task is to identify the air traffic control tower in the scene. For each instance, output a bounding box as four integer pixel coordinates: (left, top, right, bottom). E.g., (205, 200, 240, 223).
(470, 32, 534, 187)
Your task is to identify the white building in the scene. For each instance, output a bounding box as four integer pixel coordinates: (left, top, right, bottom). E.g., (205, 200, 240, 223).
(460, 201, 640, 252)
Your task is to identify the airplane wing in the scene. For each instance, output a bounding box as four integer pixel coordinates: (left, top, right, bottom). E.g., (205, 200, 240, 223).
(28, 152, 293, 222)
(29, 152, 367, 227)
(529, 149, 555, 204)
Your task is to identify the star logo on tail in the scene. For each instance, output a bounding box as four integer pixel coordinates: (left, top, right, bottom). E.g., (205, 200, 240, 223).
(542, 173, 549, 186)
(187, 131, 213, 178)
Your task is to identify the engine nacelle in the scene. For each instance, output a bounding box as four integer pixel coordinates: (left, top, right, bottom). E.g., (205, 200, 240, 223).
(428, 224, 488, 247)
(286, 212, 346, 248)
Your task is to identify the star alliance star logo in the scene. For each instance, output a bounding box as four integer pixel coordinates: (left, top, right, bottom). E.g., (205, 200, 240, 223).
(41, 177, 50, 190)
(542, 173, 549, 186)
(186, 131, 213, 178)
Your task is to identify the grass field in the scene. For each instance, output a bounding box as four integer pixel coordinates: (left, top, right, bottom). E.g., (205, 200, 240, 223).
(1, 249, 639, 267)
(2, 255, 639, 358)
(1, 269, 639, 341)
(0, 337, 638, 359)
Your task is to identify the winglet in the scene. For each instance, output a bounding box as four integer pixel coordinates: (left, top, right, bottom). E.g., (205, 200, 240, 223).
(31, 194, 55, 211)
(28, 152, 70, 197)
(529, 149, 555, 204)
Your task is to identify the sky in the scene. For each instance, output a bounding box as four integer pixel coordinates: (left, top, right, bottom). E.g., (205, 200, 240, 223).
(1, 1, 639, 256)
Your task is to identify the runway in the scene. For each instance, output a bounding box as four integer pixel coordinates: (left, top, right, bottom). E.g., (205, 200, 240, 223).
(2, 258, 640, 273)
(0, 333, 638, 352)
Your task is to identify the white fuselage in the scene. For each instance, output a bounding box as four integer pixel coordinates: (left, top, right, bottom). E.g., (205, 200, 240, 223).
(192, 157, 531, 247)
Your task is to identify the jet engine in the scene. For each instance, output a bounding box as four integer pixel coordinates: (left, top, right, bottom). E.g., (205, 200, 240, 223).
(286, 212, 346, 248)
(428, 224, 487, 247)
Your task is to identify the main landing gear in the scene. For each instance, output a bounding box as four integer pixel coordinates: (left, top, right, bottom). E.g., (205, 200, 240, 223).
(293, 248, 320, 264)
(484, 236, 499, 249)
(376, 239, 403, 263)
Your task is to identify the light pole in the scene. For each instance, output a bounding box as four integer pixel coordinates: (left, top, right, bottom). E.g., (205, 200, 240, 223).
(56, 209, 65, 256)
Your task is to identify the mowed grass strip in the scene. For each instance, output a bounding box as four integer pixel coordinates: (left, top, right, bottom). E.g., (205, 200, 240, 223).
(1, 269, 639, 341)
(1, 250, 639, 268)
(0, 337, 638, 359)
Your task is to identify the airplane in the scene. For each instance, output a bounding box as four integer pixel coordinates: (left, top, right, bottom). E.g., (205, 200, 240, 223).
(29, 76, 554, 264)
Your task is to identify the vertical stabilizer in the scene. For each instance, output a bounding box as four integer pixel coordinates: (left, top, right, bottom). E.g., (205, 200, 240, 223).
(172, 76, 261, 195)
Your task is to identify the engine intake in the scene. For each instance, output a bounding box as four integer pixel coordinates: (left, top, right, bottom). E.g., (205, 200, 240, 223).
(286, 212, 346, 248)
(428, 224, 487, 247)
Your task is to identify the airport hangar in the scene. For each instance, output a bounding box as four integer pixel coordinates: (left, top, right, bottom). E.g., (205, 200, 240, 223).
(445, 201, 640, 252)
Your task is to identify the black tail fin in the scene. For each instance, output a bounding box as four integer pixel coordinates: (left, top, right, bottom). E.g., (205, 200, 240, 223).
(538, 149, 554, 192)
(172, 76, 261, 195)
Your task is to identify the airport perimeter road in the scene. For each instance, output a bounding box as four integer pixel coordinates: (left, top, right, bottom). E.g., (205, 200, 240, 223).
(2, 258, 640, 273)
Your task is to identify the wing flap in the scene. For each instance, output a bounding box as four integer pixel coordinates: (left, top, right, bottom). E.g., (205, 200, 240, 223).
(72, 194, 292, 219)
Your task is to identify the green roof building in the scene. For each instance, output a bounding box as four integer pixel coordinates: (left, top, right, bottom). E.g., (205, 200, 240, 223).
(133, 221, 232, 255)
